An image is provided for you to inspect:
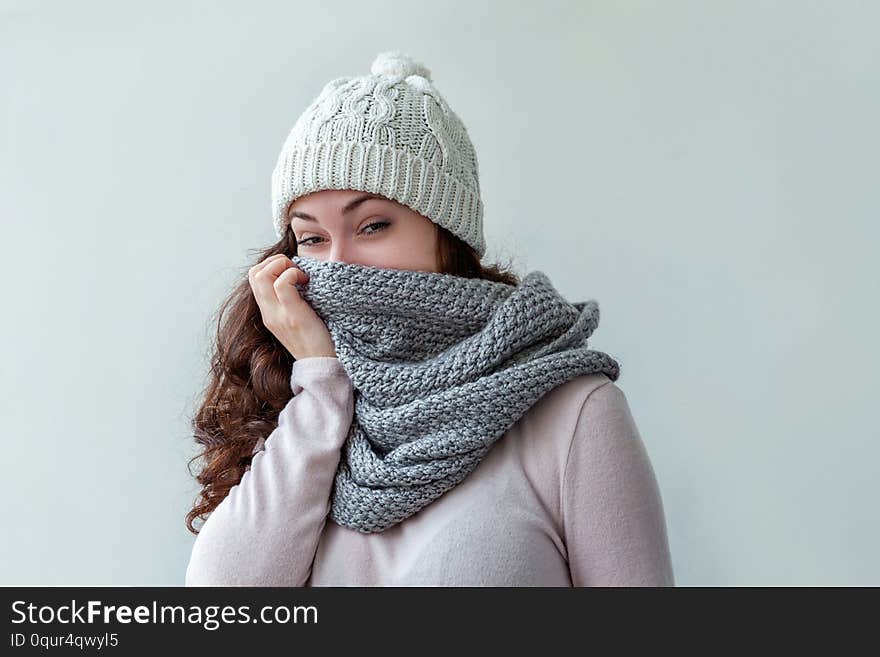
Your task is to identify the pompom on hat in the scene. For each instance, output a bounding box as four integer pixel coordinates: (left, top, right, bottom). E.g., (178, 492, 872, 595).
(270, 50, 486, 258)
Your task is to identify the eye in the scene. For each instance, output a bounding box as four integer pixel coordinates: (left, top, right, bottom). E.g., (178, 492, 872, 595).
(362, 220, 390, 234)
(296, 220, 391, 247)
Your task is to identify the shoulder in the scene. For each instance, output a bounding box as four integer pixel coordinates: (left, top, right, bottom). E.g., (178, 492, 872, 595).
(555, 381, 673, 586)
(561, 375, 656, 511)
(551, 373, 635, 469)
(503, 372, 622, 483)
(567, 375, 635, 443)
(497, 373, 631, 528)
(520, 372, 622, 444)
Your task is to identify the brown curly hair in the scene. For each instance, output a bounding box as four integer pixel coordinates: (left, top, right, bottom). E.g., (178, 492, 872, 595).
(184, 217, 521, 534)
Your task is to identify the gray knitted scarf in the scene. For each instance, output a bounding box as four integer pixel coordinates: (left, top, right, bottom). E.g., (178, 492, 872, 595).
(289, 254, 621, 534)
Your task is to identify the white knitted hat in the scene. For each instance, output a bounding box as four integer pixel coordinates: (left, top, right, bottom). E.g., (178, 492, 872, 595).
(270, 50, 486, 257)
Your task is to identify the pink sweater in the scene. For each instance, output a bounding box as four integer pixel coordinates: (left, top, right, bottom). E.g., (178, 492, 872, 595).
(185, 356, 674, 586)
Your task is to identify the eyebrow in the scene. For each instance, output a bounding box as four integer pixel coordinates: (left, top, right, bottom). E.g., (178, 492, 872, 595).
(288, 193, 388, 222)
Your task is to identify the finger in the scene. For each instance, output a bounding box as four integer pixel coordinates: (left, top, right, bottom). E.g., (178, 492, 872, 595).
(274, 266, 310, 309)
(248, 254, 289, 281)
(250, 256, 295, 306)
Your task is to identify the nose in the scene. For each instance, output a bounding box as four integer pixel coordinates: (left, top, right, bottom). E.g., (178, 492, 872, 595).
(327, 239, 350, 264)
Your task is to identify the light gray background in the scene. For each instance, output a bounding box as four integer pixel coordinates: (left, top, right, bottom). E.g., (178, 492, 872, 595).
(2, 0, 877, 586)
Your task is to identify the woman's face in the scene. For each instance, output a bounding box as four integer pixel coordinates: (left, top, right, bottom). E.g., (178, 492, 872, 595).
(287, 189, 440, 272)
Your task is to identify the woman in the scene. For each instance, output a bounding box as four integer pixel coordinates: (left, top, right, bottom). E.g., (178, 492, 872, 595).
(184, 51, 674, 586)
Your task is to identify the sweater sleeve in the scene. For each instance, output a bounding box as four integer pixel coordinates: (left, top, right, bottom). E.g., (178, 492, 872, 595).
(184, 356, 354, 587)
(562, 380, 675, 587)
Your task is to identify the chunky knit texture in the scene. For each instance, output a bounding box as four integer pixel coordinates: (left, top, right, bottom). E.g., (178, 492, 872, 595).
(271, 51, 486, 257)
(289, 255, 622, 533)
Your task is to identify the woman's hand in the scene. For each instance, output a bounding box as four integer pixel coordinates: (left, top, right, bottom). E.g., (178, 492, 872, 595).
(248, 254, 337, 360)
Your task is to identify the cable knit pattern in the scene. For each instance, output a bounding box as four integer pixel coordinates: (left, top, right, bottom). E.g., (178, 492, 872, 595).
(289, 254, 622, 533)
(271, 50, 486, 257)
